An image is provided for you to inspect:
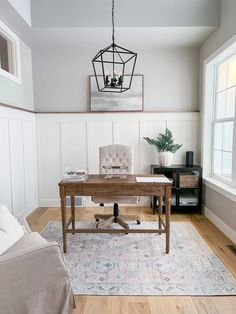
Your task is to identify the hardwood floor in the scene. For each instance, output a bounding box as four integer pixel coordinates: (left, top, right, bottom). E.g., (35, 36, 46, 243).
(27, 206, 236, 314)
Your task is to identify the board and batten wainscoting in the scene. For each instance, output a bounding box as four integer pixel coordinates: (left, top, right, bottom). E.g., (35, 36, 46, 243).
(36, 112, 199, 207)
(0, 106, 199, 213)
(0, 106, 37, 216)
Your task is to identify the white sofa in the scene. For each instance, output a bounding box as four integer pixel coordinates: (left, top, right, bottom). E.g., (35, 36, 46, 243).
(0, 216, 74, 314)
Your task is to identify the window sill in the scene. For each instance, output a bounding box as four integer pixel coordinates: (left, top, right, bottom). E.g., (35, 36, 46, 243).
(0, 68, 21, 84)
(203, 177, 236, 203)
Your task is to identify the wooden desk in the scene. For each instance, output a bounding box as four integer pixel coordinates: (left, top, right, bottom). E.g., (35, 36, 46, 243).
(59, 174, 172, 253)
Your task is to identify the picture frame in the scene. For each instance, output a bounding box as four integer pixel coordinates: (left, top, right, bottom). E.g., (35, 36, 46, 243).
(90, 74, 144, 112)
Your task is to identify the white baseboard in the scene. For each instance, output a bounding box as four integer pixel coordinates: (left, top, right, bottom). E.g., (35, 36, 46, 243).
(38, 197, 150, 208)
(204, 206, 236, 244)
(19, 202, 38, 217)
(38, 199, 60, 207)
(38, 198, 83, 207)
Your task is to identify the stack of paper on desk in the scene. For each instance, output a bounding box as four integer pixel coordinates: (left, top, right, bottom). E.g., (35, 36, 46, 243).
(136, 177, 171, 183)
(63, 170, 88, 182)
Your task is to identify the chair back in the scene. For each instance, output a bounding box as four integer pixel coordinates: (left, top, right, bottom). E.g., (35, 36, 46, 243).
(99, 144, 133, 174)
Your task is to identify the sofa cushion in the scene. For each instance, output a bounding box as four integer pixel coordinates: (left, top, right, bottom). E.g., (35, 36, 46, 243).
(5, 232, 47, 254)
(0, 205, 24, 255)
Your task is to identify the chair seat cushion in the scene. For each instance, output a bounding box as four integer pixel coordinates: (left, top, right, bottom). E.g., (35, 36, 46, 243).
(92, 196, 138, 204)
(5, 232, 47, 255)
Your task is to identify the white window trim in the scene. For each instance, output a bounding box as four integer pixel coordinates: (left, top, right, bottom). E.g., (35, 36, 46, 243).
(0, 20, 22, 84)
(202, 35, 236, 199)
(212, 66, 235, 183)
(204, 177, 236, 203)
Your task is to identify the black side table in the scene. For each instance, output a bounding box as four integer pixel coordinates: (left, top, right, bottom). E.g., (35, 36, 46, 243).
(151, 164, 202, 214)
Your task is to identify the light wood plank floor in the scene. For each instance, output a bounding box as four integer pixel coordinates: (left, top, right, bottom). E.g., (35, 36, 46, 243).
(27, 206, 236, 314)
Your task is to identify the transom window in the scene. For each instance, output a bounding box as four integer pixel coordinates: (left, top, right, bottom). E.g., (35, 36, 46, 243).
(0, 20, 21, 83)
(0, 33, 9, 72)
(213, 54, 236, 183)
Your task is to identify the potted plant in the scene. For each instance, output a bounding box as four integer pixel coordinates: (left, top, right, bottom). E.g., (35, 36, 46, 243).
(143, 128, 182, 166)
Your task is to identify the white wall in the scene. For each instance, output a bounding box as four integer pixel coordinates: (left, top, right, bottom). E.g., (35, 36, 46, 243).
(200, 0, 236, 237)
(36, 112, 199, 207)
(33, 47, 199, 112)
(8, 0, 31, 26)
(0, 106, 37, 216)
(0, 38, 34, 111)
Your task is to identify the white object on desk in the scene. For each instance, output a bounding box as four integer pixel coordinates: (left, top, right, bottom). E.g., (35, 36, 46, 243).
(103, 165, 128, 170)
(136, 176, 171, 183)
(63, 169, 88, 182)
(103, 164, 128, 179)
(105, 174, 127, 179)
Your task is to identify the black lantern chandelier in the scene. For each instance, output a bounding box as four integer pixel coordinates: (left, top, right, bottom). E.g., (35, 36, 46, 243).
(92, 0, 137, 93)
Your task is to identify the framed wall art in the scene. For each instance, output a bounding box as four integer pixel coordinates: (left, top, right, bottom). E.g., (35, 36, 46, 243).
(90, 74, 144, 112)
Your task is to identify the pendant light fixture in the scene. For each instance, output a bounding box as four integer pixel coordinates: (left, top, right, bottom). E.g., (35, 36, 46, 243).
(92, 0, 137, 93)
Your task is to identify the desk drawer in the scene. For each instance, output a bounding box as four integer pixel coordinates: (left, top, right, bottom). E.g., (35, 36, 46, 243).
(65, 184, 166, 197)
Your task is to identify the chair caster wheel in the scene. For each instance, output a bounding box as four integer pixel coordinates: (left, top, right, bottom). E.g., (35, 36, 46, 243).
(137, 220, 141, 225)
(95, 218, 100, 222)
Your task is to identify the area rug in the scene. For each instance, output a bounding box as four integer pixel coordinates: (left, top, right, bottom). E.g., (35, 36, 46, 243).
(41, 221, 236, 296)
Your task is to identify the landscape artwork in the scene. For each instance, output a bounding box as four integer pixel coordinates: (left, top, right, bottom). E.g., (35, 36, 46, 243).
(90, 75, 143, 112)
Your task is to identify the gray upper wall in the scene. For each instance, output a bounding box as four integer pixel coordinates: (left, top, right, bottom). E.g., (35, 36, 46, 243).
(33, 47, 199, 112)
(31, 0, 220, 28)
(200, 0, 236, 234)
(200, 0, 236, 61)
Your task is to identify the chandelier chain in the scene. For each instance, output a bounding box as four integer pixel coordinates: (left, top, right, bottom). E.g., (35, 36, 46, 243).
(112, 0, 115, 44)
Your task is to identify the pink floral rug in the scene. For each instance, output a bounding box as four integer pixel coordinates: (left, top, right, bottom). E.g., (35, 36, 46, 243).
(41, 221, 236, 295)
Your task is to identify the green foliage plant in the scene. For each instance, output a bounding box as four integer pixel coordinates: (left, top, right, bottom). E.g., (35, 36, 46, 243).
(143, 128, 182, 153)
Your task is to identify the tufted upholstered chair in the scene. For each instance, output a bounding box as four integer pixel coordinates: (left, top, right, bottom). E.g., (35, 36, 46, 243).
(92, 144, 141, 229)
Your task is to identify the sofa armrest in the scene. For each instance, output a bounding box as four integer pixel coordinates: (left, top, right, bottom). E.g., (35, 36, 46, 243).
(0, 242, 72, 310)
(0, 241, 61, 264)
(17, 215, 32, 233)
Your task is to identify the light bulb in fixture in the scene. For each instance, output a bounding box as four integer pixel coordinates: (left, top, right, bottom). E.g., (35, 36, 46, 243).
(105, 70, 110, 85)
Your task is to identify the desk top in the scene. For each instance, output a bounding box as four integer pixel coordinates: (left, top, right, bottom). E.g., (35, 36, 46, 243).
(59, 174, 172, 197)
(59, 174, 172, 186)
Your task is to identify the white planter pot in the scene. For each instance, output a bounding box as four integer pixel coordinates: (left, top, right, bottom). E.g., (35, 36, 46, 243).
(158, 152, 174, 167)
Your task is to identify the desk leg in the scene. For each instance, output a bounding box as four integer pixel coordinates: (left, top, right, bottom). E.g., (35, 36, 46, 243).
(153, 196, 157, 215)
(165, 196, 171, 254)
(71, 195, 75, 234)
(61, 196, 67, 253)
(158, 196, 163, 234)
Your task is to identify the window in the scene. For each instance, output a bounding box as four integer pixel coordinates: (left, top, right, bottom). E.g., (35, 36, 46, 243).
(0, 34, 10, 72)
(0, 20, 21, 82)
(202, 36, 236, 199)
(212, 54, 236, 184)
